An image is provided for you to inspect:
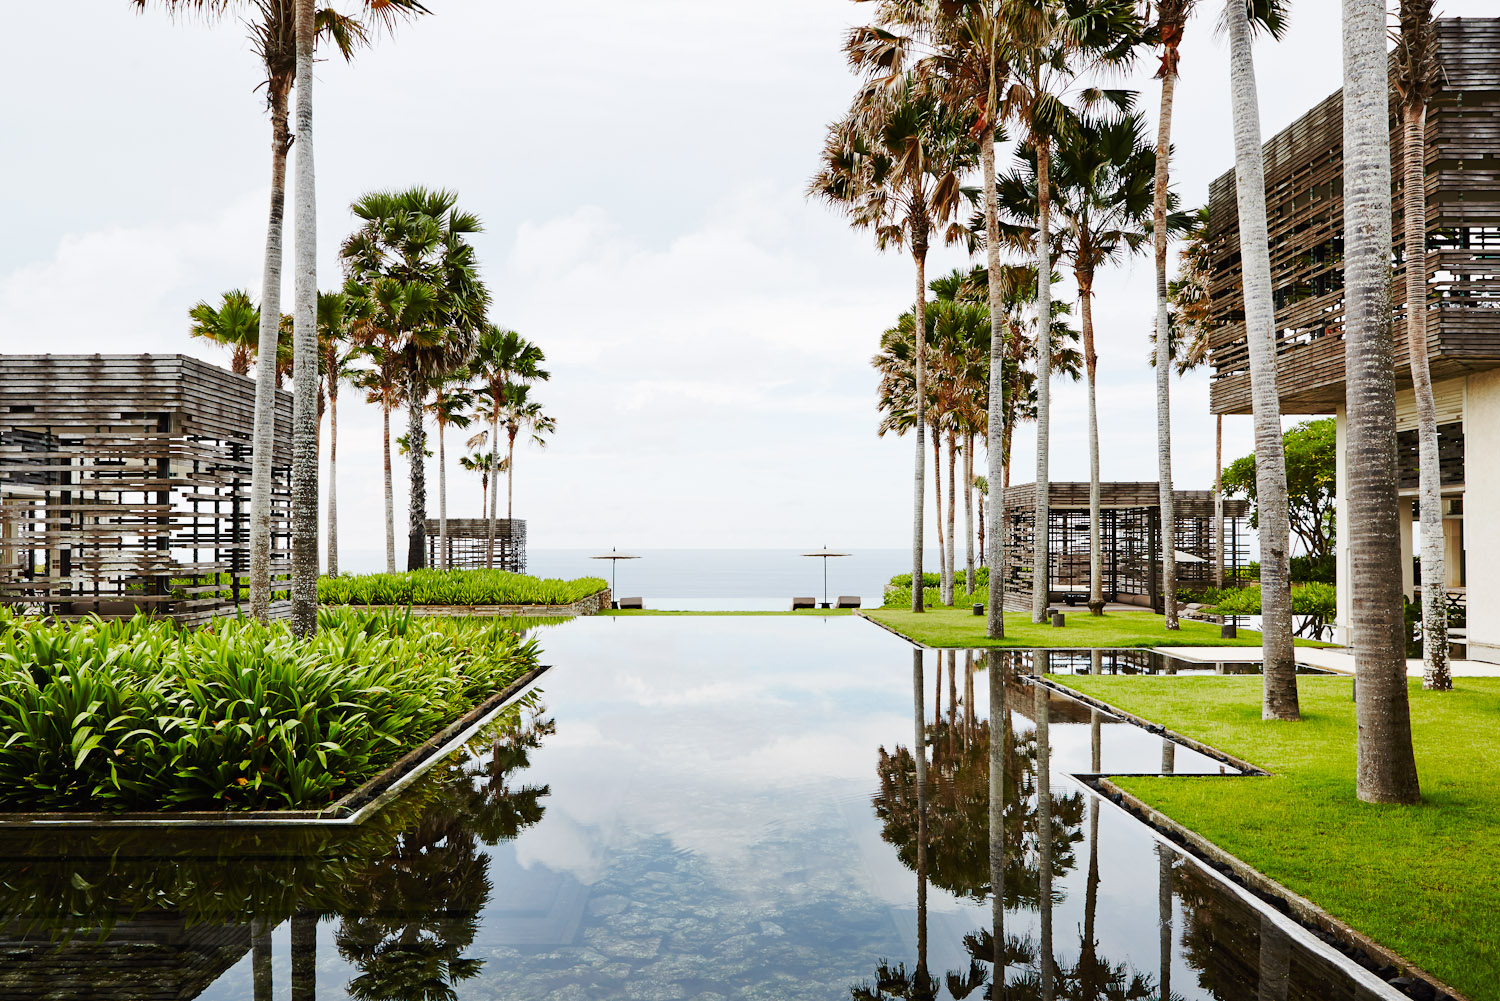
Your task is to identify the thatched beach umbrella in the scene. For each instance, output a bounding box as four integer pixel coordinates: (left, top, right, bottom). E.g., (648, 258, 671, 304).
(801, 547, 850, 608)
(591, 549, 641, 607)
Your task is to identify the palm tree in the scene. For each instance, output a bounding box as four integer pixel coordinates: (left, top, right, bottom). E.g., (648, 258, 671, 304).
(470, 327, 549, 568)
(999, 111, 1162, 616)
(1393, 0, 1448, 692)
(317, 290, 356, 577)
(497, 383, 557, 523)
(342, 187, 489, 571)
(1224, 0, 1299, 717)
(289, 0, 429, 631)
(811, 79, 977, 614)
(188, 290, 261, 375)
(348, 342, 405, 572)
(1342, 0, 1421, 805)
(140, 0, 419, 622)
(459, 448, 496, 521)
(996, 0, 1137, 623)
(428, 374, 475, 570)
(1144, 0, 1199, 630)
(1165, 206, 1221, 586)
(288, 0, 322, 637)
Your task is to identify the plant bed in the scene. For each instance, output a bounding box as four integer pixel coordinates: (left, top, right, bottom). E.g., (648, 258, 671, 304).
(0, 607, 543, 816)
(317, 569, 607, 608)
(1057, 673, 1500, 1001)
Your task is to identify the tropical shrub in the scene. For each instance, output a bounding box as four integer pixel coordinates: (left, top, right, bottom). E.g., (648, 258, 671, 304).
(1209, 582, 1336, 619)
(883, 585, 990, 609)
(319, 570, 606, 607)
(0, 607, 540, 813)
(888, 568, 990, 590)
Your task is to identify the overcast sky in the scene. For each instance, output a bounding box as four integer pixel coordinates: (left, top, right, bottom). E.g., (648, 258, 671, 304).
(2, 2, 1488, 563)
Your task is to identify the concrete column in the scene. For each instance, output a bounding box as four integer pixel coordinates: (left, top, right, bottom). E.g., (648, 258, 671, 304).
(1399, 495, 1415, 601)
(1465, 371, 1500, 663)
(1334, 406, 1353, 646)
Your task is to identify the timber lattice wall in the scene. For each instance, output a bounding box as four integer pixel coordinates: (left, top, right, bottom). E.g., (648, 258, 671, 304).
(423, 518, 526, 572)
(1207, 17, 1500, 416)
(0, 354, 292, 623)
(998, 483, 1248, 609)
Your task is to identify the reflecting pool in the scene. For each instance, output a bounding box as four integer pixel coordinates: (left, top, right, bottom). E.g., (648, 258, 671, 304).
(0, 618, 1396, 1000)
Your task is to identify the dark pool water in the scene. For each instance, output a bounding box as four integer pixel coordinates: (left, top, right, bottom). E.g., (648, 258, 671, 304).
(0, 618, 1397, 1000)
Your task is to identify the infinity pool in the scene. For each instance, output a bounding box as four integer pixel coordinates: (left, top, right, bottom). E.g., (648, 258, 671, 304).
(0, 617, 1395, 1000)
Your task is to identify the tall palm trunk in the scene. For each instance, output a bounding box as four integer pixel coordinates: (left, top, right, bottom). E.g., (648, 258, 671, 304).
(1153, 60, 1180, 630)
(946, 432, 958, 601)
(911, 649, 929, 977)
(486, 400, 500, 569)
(964, 433, 975, 594)
(1033, 138, 1053, 623)
(289, 0, 319, 637)
(1080, 273, 1104, 615)
(327, 380, 339, 576)
(381, 403, 395, 573)
(248, 83, 292, 622)
(1343, 0, 1421, 804)
(1035, 677, 1054, 996)
(1214, 413, 1223, 587)
(933, 432, 946, 605)
(406, 372, 428, 570)
(290, 911, 316, 1001)
(251, 920, 272, 1001)
(438, 420, 449, 570)
(912, 233, 930, 614)
(507, 425, 518, 521)
(1228, 0, 1298, 717)
(982, 124, 1006, 637)
(1404, 97, 1449, 689)
(987, 649, 1005, 989)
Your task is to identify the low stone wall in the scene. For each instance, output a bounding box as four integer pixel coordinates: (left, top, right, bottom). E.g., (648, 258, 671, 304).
(329, 588, 611, 619)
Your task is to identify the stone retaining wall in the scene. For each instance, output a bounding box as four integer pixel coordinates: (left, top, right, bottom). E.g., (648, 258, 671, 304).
(330, 588, 611, 618)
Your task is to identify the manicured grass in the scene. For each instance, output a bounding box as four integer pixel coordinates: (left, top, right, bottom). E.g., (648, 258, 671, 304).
(601, 608, 855, 617)
(0, 608, 540, 812)
(1059, 673, 1500, 1001)
(318, 569, 607, 606)
(863, 607, 1336, 649)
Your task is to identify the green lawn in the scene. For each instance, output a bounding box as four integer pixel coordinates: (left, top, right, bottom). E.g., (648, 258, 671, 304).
(1058, 674, 1500, 1001)
(863, 607, 1335, 649)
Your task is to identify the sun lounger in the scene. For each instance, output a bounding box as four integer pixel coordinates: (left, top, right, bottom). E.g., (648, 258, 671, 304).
(792, 597, 816, 610)
(619, 597, 644, 610)
(836, 596, 861, 609)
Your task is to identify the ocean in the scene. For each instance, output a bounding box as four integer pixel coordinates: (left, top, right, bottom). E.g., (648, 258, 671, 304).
(339, 547, 952, 610)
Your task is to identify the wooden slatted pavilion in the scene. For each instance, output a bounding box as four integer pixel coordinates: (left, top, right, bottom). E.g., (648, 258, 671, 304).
(1203, 17, 1500, 657)
(0, 354, 292, 624)
(424, 518, 527, 572)
(1206, 17, 1500, 416)
(996, 482, 1248, 613)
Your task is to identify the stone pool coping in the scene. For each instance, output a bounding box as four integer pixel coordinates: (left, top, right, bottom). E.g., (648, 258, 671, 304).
(1046, 674, 1470, 1001)
(0, 665, 550, 830)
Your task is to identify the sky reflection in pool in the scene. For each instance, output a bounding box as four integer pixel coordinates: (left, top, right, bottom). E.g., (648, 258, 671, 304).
(0, 616, 1392, 1000)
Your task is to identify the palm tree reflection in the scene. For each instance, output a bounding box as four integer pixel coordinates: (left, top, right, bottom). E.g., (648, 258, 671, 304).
(861, 652, 1182, 1001)
(334, 707, 555, 1001)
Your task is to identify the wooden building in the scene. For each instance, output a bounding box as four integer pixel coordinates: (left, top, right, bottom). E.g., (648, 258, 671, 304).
(997, 482, 1248, 612)
(1204, 18, 1500, 659)
(0, 354, 292, 623)
(424, 517, 527, 572)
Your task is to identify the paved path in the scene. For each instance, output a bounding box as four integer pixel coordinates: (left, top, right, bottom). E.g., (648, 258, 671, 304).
(1157, 646, 1500, 677)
